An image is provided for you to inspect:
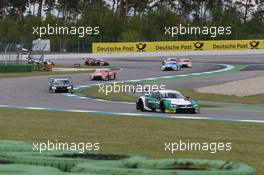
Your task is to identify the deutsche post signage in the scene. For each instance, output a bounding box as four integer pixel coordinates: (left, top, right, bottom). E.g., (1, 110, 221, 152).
(92, 40, 264, 53)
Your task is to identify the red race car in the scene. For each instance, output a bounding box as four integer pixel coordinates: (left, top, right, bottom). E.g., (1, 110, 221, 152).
(89, 68, 116, 81)
(84, 58, 109, 66)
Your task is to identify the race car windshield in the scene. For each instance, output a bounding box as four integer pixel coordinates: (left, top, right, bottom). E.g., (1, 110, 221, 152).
(168, 59, 177, 61)
(162, 93, 184, 99)
(96, 70, 108, 73)
(53, 80, 70, 85)
(166, 61, 177, 64)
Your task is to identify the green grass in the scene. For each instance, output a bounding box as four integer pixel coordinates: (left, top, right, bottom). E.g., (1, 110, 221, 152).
(0, 108, 263, 174)
(0, 70, 93, 78)
(0, 65, 120, 78)
(181, 89, 264, 104)
(77, 85, 138, 103)
(55, 65, 110, 69)
(78, 85, 264, 105)
(77, 86, 219, 108)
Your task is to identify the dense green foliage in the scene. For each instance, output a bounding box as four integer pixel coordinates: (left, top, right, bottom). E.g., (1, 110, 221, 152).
(0, 140, 256, 175)
(0, 0, 264, 51)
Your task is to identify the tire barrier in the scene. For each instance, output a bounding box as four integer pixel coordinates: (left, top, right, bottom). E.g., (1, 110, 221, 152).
(0, 141, 256, 175)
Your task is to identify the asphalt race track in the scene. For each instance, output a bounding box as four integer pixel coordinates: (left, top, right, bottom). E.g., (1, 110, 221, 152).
(0, 55, 264, 123)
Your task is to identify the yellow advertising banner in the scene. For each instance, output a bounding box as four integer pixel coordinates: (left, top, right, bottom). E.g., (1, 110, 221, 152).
(92, 40, 264, 53)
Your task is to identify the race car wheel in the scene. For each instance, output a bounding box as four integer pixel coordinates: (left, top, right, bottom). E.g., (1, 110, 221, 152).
(151, 108, 156, 112)
(195, 108, 201, 114)
(137, 100, 145, 112)
(160, 101, 165, 113)
(105, 75, 110, 81)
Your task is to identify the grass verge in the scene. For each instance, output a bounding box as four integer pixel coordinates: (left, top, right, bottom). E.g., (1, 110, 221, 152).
(0, 108, 263, 174)
(0, 66, 120, 78)
(181, 89, 264, 104)
(0, 70, 93, 78)
(78, 85, 264, 105)
(77, 85, 219, 108)
(77, 85, 138, 103)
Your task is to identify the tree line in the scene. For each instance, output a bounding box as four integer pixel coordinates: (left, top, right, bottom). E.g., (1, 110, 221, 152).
(0, 0, 263, 52)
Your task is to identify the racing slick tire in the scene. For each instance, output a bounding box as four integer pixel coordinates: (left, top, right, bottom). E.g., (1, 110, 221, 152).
(112, 73, 116, 80)
(160, 101, 165, 113)
(68, 89, 74, 94)
(105, 76, 110, 81)
(194, 107, 201, 114)
(136, 99, 145, 112)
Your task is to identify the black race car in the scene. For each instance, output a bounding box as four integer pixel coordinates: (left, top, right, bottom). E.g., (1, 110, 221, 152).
(49, 77, 74, 93)
(84, 58, 109, 66)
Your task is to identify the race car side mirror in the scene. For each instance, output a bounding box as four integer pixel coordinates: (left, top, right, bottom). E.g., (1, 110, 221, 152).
(186, 96, 190, 100)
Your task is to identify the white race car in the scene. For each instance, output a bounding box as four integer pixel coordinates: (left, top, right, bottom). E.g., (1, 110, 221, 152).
(136, 90, 200, 114)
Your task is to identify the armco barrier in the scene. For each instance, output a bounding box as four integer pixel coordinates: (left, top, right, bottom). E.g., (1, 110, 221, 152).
(0, 64, 33, 73)
(92, 39, 264, 53)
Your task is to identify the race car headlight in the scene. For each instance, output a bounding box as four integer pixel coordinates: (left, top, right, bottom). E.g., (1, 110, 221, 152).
(52, 87, 56, 90)
(192, 103, 199, 108)
(170, 103, 177, 107)
(67, 87, 72, 89)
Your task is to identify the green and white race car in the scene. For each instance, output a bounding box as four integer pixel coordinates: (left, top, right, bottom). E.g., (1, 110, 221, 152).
(136, 90, 200, 114)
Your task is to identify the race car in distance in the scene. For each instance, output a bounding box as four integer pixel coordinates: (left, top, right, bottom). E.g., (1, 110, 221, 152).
(136, 90, 200, 114)
(161, 58, 178, 65)
(178, 58, 192, 68)
(89, 68, 116, 81)
(161, 61, 181, 71)
(27, 53, 55, 66)
(84, 58, 109, 66)
(49, 77, 74, 93)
